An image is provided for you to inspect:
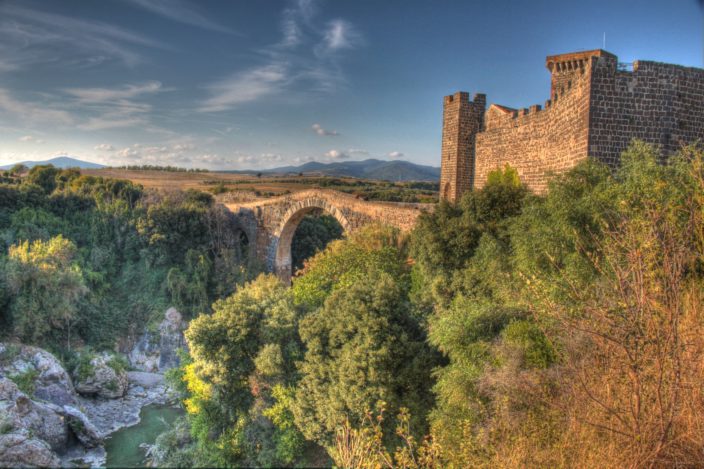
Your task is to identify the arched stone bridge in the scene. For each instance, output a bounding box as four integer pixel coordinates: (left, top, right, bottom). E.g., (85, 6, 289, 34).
(223, 189, 432, 282)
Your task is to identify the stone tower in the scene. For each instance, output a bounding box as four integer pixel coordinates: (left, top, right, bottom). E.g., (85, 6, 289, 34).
(440, 49, 704, 197)
(440, 91, 486, 203)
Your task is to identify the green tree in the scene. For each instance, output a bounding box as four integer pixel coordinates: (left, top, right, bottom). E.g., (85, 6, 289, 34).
(294, 272, 437, 448)
(411, 165, 527, 280)
(183, 274, 305, 466)
(292, 224, 408, 311)
(5, 235, 87, 348)
(24, 165, 61, 194)
(8, 163, 28, 176)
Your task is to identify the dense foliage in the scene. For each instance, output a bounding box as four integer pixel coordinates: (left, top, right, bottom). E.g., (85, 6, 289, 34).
(3, 140, 702, 468)
(290, 213, 343, 272)
(0, 165, 255, 357)
(404, 141, 704, 468)
(164, 141, 704, 468)
(167, 225, 438, 466)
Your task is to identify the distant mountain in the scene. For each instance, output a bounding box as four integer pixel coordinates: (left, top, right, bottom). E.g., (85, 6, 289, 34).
(0, 156, 104, 170)
(228, 159, 440, 182)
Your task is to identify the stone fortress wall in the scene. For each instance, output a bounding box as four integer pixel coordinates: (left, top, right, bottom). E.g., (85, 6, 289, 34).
(440, 49, 704, 201)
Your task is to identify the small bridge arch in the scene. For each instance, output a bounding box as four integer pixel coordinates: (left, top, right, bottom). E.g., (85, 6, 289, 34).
(224, 189, 431, 283)
(272, 197, 351, 282)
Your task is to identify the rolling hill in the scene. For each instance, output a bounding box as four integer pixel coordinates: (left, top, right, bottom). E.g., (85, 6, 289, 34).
(231, 159, 440, 182)
(0, 156, 104, 170)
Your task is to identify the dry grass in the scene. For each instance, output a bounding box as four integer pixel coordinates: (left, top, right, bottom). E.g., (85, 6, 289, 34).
(80, 168, 378, 198)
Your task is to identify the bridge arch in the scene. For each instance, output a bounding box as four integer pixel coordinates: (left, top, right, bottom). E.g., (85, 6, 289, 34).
(272, 198, 351, 283)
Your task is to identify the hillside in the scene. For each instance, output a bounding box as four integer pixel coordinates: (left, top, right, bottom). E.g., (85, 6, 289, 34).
(233, 159, 440, 182)
(0, 156, 104, 170)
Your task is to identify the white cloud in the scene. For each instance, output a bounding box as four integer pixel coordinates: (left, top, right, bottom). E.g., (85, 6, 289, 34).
(279, 0, 317, 48)
(0, 89, 73, 125)
(387, 151, 405, 158)
(311, 123, 338, 136)
(64, 81, 163, 103)
(293, 155, 314, 164)
(199, 64, 288, 112)
(63, 81, 165, 131)
(124, 0, 232, 33)
(260, 153, 283, 163)
(79, 116, 148, 131)
(107, 141, 210, 167)
(94, 144, 114, 151)
(315, 19, 362, 57)
(18, 135, 43, 143)
(0, 4, 165, 68)
(324, 149, 349, 159)
(348, 148, 369, 155)
(199, 1, 363, 112)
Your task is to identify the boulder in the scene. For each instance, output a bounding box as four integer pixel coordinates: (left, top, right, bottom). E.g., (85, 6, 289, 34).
(0, 432, 61, 468)
(0, 377, 69, 452)
(0, 343, 76, 406)
(73, 352, 128, 399)
(62, 405, 103, 448)
(128, 307, 186, 372)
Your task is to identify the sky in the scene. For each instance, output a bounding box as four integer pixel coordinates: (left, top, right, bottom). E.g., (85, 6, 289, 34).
(0, 0, 702, 170)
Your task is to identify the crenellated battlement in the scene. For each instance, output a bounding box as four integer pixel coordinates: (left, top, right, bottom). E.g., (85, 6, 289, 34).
(440, 49, 704, 197)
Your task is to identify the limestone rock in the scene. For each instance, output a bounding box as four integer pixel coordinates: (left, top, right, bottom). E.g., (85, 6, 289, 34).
(128, 307, 186, 372)
(73, 352, 128, 399)
(158, 307, 186, 371)
(0, 378, 69, 452)
(0, 343, 76, 406)
(0, 432, 61, 468)
(128, 332, 160, 373)
(62, 405, 103, 448)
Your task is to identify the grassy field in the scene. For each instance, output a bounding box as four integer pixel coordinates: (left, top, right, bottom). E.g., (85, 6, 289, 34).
(80, 168, 439, 203)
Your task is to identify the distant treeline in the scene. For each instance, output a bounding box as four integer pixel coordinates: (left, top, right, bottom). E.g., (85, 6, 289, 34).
(108, 165, 210, 173)
(205, 177, 440, 203)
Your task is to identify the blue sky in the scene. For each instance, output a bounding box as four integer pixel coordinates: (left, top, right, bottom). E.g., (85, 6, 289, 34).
(0, 0, 701, 169)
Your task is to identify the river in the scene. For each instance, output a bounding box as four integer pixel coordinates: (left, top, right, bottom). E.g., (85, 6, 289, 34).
(104, 404, 184, 468)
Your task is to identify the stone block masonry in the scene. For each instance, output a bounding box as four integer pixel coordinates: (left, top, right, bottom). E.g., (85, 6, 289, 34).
(225, 189, 432, 283)
(440, 49, 704, 200)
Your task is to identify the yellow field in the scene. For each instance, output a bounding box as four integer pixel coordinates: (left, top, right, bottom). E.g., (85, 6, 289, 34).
(80, 168, 354, 194)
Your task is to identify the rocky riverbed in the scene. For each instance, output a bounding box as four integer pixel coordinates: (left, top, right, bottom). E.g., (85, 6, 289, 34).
(0, 308, 186, 467)
(62, 372, 178, 467)
(0, 345, 179, 467)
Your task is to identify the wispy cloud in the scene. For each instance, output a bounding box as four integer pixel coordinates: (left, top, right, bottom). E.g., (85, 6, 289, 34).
(80, 116, 149, 131)
(0, 89, 74, 125)
(312, 123, 338, 136)
(0, 4, 165, 69)
(199, 65, 288, 112)
(199, 0, 364, 112)
(124, 0, 233, 34)
(64, 81, 164, 103)
(63, 81, 166, 131)
(315, 20, 362, 57)
(387, 151, 405, 158)
(94, 144, 115, 151)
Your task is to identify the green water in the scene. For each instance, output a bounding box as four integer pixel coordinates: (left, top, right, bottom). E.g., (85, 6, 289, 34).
(105, 404, 183, 468)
